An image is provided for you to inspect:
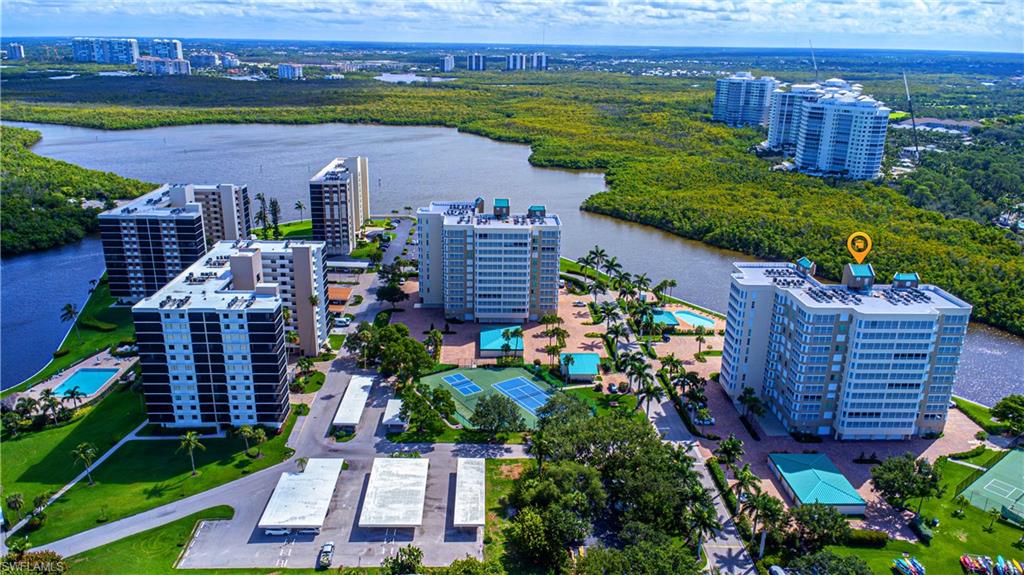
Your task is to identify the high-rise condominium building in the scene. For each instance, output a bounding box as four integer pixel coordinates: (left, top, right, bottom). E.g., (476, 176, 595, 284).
(505, 53, 528, 71)
(72, 37, 139, 64)
(712, 72, 778, 127)
(309, 157, 370, 256)
(136, 56, 191, 76)
(441, 55, 455, 72)
(132, 240, 327, 429)
(417, 198, 560, 322)
(222, 53, 240, 67)
(794, 88, 890, 180)
(188, 52, 220, 68)
(766, 83, 827, 153)
(278, 63, 303, 80)
(150, 38, 183, 60)
(185, 184, 253, 244)
(720, 259, 971, 440)
(468, 54, 486, 71)
(98, 185, 207, 301)
(7, 43, 25, 59)
(531, 52, 548, 70)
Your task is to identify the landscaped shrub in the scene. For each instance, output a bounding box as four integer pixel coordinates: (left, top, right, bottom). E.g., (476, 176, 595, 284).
(705, 457, 740, 515)
(294, 404, 310, 416)
(52, 349, 69, 358)
(910, 515, 933, 545)
(735, 513, 753, 542)
(949, 444, 987, 460)
(845, 528, 889, 548)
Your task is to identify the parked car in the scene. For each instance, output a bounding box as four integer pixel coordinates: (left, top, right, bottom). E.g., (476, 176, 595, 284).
(318, 542, 335, 569)
(558, 279, 566, 288)
(608, 383, 618, 393)
(299, 528, 321, 535)
(398, 278, 407, 286)
(264, 528, 290, 536)
(662, 333, 671, 342)
(572, 300, 587, 308)
(695, 415, 715, 426)
(336, 316, 352, 328)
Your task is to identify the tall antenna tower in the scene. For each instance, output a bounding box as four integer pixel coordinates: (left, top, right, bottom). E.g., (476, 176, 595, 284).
(903, 71, 921, 163)
(809, 40, 819, 82)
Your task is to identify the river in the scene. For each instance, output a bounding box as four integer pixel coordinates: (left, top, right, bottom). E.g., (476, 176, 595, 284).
(2, 121, 1021, 405)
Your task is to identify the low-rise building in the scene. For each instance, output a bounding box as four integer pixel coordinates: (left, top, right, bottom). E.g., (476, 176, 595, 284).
(136, 55, 191, 76)
(188, 52, 220, 68)
(417, 198, 560, 322)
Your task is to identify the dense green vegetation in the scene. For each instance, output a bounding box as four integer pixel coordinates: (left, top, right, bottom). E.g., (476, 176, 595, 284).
(0, 126, 154, 255)
(21, 410, 296, 545)
(3, 71, 1022, 336)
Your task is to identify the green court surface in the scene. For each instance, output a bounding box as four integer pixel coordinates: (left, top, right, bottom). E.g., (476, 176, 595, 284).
(422, 366, 554, 428)
(962, 448, 1024, 517)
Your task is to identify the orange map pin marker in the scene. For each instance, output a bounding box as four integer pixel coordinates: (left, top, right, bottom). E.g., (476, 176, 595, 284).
(847, 232, 873, 264)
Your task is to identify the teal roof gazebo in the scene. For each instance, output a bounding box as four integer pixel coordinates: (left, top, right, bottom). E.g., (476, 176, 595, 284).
(560, 353, 600, 377)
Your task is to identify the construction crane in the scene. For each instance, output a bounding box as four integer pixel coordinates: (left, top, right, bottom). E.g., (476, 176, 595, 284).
(809, 40, 819, 82)
(903, 71, 921, 164)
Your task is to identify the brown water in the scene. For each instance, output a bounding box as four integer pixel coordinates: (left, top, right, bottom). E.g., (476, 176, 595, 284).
(3, 121, 1021, 405)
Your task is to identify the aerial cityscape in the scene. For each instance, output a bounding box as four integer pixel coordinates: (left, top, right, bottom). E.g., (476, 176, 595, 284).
(0, 2, 1022, 575)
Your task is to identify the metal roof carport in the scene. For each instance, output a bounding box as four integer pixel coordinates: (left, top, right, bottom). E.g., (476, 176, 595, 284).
(257, 458, 344, 530)
(453, 458, 486, 527)
(332, 375, 372, 431)
(358, 458, 430, 528)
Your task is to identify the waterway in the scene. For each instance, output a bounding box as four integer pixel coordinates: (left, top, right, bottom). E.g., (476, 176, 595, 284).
(2, 121, 1021, 405)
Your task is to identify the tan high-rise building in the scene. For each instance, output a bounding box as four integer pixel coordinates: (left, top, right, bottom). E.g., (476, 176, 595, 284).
(186, 184, 253, 244)
(309, 157, 370, 256)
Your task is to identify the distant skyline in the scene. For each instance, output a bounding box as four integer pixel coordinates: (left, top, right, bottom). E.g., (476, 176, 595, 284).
(2, 0, 1022, 54)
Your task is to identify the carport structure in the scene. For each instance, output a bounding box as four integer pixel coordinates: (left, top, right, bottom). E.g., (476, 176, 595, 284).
(358, 458, 430, 528)
(452, 458, 486, 528)
(257, 458, 345, 531)
(332, 375, 372, 432)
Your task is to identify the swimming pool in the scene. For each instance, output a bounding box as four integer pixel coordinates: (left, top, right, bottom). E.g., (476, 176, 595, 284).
(674, 310, 717, 329)
(651, 308, 680, 326)
(53, 368, 119, 397)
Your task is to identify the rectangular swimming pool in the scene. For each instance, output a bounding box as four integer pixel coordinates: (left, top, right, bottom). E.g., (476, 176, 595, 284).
(651, 308, 680, 326)
(53, 368, 119, 397)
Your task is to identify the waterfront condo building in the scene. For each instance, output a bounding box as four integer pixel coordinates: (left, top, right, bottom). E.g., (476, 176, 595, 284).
(766, 83, 828, 153)
(185, 184, 254, 244)
(309, 157, 370, 256)
(531, 52, 548, 70)
(7, 43, 25, 59)
(468, 53, 486, 71)
(136, 55, 191, 76)
(150, 38, 183, 60)
(132, 240, 328, 429)
(441, 55, 455, 72)
(278, 63, 303, 80)
(505, 53, 528, 71)
(72, 37, 139, 64)
(794, 89, 890, 180)
(417, 198, 560, 322)
(188, 52, 220, 68)
(720, 259, 972, 440)
(712, 72, 778, 127)
(222, 53, 240, 67)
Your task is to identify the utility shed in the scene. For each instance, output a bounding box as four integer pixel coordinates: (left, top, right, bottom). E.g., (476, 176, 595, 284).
(257, 458, 344, 529)
(768, 453, 866, 515)
(358, 458, 430, 528)
(453, 458, 486, 527)
(333, 375, 372, 431)
(382, 399, 406, 432)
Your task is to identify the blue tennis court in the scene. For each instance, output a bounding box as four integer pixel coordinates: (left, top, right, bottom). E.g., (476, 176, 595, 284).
(493, 377, 552, 416)
(443, 373, 482, 396)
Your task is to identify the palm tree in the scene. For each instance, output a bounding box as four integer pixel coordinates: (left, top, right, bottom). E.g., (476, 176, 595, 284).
(750, 493, 784, 557)
(953, 493, 969, 516)
(252, 427, 268, 457)
(695, 333, 707, 356)
(731, 463, 761, 499)
(653, 278, 678, 302)
(634, 273, 652, 303)
(561, 353, 575, 384)
(587, 245, 608, 275)
(294, 200, 306, 223)
(689, 502, 721, 560)
(309, 294, 320, 308)
(987, 507, 1000, 530)
(607, 323, 628, 348)
(286, 330, 300, 349)
(601, 256, 622, 281)
(715, 434, 744, 468)
(296, 457, 309, 472)
(60, 303, 82, 342)
(237, 424, 255, 455)
(662, 353, 683, 380)
(282, 306, 292, 325)
(296, 356, 314, 375)
(588, 281, 606, 303)
(598, 301, 620, 331)
(63, 386, 86, 409)
(6, 492, 25, 521)
(426, 329, 443, 361)
(544, 344, 561, 367)
(71, 442, 98, 485)
(638, 375, 664, 414)
(177, 431, 206, 476)
(39, 389, 61, 422)
(14, 397, 38, 418)
(577, 254, 595, 283)
(32, 492, 51, 514)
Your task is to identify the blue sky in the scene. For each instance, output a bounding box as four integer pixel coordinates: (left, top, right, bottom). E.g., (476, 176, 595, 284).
(2, 0, 1022, 53)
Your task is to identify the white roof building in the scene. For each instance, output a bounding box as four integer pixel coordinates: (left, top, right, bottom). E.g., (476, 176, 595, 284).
(382, 399, 405, 430)
(358, 458, 430, 528)
(257, 458, 344, 529)
(453, 458, 486, 527)
(332, 375, 373, 429)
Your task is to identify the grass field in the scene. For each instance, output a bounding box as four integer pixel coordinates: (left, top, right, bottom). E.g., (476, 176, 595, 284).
(0, 385, 146, 524)
(564, 387, 640, 417)
(254, 219, 312, 240)
(953, 397, 1008, 435)
(329, 334, 346, 350)
(830, 458, 1024, 575)
(21, 409, 297, 545)
(423, 367, 555, 428)
(4, 278, 135, 395)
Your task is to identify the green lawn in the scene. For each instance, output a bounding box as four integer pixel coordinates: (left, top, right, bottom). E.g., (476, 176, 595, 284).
(956, 447, 1008, 468)
(564, 387, 640, 418)
(255, 219, 312, 240)
(953, 397, 1008, 435)
(350, 240, 383, 260)
(292, 371, 325, 394)
(65, 505, 335, 575)
(5, 278, 135, 395)
(830, 458, 1024, 575)
(21, 409, 297, 545)
(387, 427, 527, 444)
(329, 334, 346, 350)
(1, 386, 146, 520)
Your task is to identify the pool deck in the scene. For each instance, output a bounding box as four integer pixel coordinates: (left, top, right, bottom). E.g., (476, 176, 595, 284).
(17, 350, 136, 405)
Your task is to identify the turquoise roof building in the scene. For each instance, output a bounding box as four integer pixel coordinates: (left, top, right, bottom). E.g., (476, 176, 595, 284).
(560, 352, 601, 381)
(768, 453, 866, 515)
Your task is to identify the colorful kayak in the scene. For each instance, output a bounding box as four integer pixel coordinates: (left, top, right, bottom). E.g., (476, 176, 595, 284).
(911, 557, 927, 574)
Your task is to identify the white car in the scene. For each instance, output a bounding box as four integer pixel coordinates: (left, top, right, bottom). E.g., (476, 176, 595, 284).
(572, 300, 587, 308)
(264, 528, 290, 536)
(336, 316, 352, 328)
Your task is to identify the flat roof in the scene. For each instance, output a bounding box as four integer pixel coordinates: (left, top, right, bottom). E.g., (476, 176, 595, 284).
(358, 458, 430, 528)
(453, 458, 486, 527)
(327, 286, 353, 300)
(479, 326, 524, 351)
(560, 353, 601, 375)
(769, 453, 865, 507)
(257, 458, 344, 529)
(419, 201, 561, 229)
(333, 375, 373, 427)
(382, 399, 404, 426)
(326, 260, 370, 269)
